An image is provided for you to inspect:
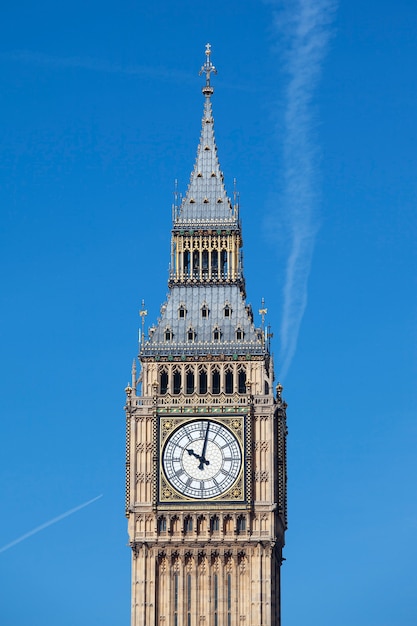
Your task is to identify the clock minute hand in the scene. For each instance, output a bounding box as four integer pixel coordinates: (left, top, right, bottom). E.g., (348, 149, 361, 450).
(198, 422, 211, 470)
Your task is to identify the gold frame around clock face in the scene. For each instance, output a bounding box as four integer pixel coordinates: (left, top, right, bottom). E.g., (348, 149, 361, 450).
(158, 415, 246, 503)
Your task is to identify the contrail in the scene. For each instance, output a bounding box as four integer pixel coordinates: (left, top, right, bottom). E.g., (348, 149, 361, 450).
(0, 494, 103, 554)
(268, 0, 337, 379)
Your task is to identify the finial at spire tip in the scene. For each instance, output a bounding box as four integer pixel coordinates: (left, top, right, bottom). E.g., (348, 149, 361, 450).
(199, 43, 217, 96)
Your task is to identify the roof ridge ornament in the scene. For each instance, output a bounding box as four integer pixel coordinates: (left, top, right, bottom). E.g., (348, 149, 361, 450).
(199, 43, 217, 97)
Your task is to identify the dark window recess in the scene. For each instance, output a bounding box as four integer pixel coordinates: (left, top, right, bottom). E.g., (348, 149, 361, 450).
(186, 371, 195, 394)
(236, 328, 243, 340)
(179, 307, 186, 318)
(160, 371, 168, 394)
(201, 306, 209, 318)
(193, 250, 199, 275)
(211, 251, 218, 276)
(211, 516, 219, 532)
(183, 251, 190, 276)
(202, 250, 209, 275)
(213, 329, 220, 341)
(220, 250, 228, 276)
(187, 329, 195, 341)
(165, 329, 172, 341)
(225, 370, 233, 394)
(212, 370, 220, 394)
(238, 369, 246, 394)
(173, 371, 181, 395)
(199, 370, 208, 394)
(224, 305, 231, 317)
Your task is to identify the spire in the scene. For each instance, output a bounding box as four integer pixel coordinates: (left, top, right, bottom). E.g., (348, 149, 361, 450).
(174, 44, 237, 229)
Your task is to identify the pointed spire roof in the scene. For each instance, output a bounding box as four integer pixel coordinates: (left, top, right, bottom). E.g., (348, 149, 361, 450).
(174, 44, 238, 230)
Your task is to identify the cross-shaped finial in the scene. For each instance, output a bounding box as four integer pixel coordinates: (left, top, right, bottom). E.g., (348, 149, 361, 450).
(199, 43, 217, 94)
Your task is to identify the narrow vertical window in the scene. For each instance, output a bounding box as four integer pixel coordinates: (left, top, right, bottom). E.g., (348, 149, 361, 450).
(211, 250, 218, 277)
(199, 369, 207, 394)
(186, 370, 195, 394)
(160, 370, 168, 395)
(220, 250, 228, 277)
(202, 250, 209, 276)
(173, 573, 179, 626)
(193, 250, 199, 276)
(227, 573, 232, 626)
(225, 369, 233, 394)
(173, 370, 181, 395)
(212, 369, 220, 395)
(184, 251, 190, 276)
(187, 574, 192, 626)
(238, 368, 246, 394)
(213, 573, 218, 626)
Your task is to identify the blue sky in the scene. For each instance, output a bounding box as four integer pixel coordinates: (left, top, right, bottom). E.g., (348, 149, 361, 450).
(1, 1, 416, 624)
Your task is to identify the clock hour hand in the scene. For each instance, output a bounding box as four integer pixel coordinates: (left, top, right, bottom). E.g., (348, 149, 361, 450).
(186, 448, 200, 460)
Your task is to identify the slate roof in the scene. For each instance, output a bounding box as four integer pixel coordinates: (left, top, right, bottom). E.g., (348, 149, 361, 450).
(141, 285, 265, 357)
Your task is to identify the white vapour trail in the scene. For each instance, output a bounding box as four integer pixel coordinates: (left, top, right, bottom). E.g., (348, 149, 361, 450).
(271, 0, 337, 380)
(0, 494, 103, 554)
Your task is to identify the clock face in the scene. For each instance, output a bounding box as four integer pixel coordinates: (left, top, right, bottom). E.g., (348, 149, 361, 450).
(162, 419, 242, 499)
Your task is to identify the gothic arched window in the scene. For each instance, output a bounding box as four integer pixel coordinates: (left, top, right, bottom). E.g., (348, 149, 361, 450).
(173, 369, 181, 395)
(160, 369, 168, 395)
(238, 367, 246, 394)
(199, 367, 207, 394)
(186, 368, 195, 395)
(212, 368, 220, 395)
(225, 367, 233, 394)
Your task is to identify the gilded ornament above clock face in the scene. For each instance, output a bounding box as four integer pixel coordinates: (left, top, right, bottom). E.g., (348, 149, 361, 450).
(162, 419, 242, 499)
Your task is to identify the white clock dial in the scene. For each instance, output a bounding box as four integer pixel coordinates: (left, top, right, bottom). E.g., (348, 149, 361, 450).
(162, 419, 242, 499)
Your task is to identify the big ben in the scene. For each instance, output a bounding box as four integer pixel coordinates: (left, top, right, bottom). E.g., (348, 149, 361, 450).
(125, 45, 287, 626)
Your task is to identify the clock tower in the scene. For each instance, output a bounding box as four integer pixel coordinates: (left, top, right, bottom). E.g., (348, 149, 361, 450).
(125, 45, 287, 626)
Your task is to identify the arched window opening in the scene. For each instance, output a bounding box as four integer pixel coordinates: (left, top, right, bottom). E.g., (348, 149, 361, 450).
(184, 516, 193, 533)
(202, 250, 209, 276)
(187, 574, 192, 626)
(212, 369, 220, 395)
(158, 517, 167, 533)
(173, 370, 181, 395)
(211, 516, 220, 533)
(165, 328, 173, 342)
(236, 327, 244, 341)
(224, 304, 232, 318)
(213, 574, 219, 626)
(211, 250, 218, 277)
(183, 251, 190, 277)
(160, 370, 168, 395)
(227, 573, 232, 626)
(225, 369, 233, 394)
(238, 368, 246, 394)
(178, 305, 186, 319)
(237, 515, 246, 533)
(264, 380, 270, 395)
(201, 305, 209, 318)
(187, 328, 195, 342)
(199, 369, 208, 394)
(213, 327, 221, 342)
(173, 572, 179, 626)
(186, 370, 195, 395)
(193, 250, 199, 276)
(220, 250, 228, 277)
